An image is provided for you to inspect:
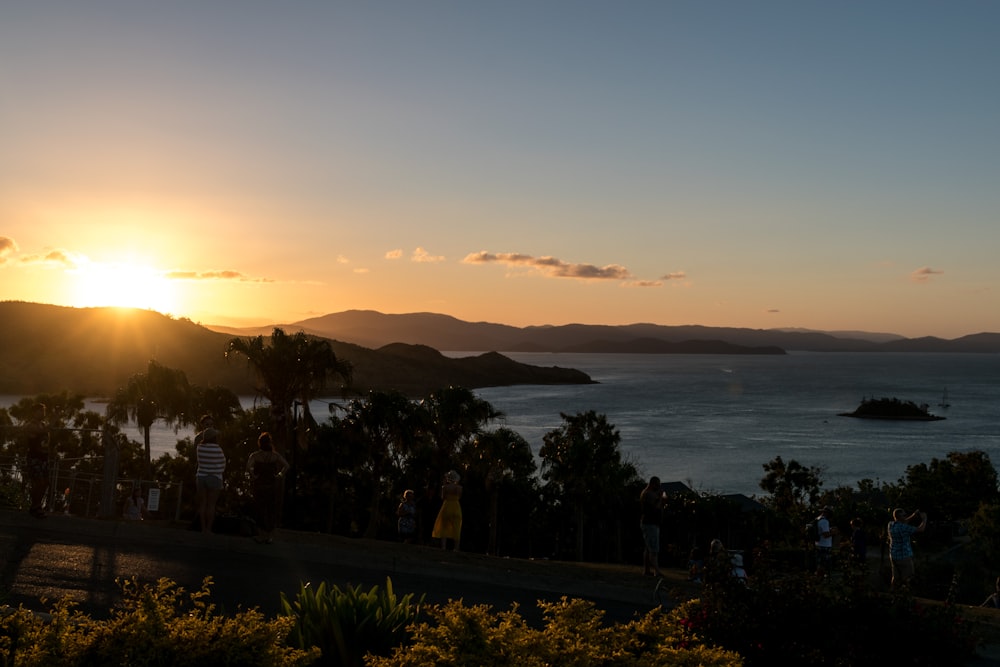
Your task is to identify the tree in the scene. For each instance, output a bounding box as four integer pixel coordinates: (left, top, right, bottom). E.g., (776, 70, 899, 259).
(339, 390, 419, 538)
(226, 328, 352, 519)
(759, 456, 823, 517)
(106, 361, 193, 479)
(414, 387, 502, 485)
(539, 411, 640, 561)
(461, 427, 536, 555)
(889, 450, 1000, 523)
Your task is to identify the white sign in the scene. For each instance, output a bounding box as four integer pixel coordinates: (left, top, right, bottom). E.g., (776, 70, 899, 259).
(147, 488, 161, 512)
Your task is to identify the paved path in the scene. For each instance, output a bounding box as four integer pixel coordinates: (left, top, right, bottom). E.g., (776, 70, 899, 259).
(0, 510, 667, 623)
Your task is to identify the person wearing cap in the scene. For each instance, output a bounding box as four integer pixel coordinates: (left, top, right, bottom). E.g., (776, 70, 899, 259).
(888, 508, 928, 588)
(815, 506, 835, 576)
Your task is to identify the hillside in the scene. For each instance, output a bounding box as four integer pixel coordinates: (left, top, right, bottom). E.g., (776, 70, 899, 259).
(0, 302, 592, 398)
(213, 309, 1000, 353)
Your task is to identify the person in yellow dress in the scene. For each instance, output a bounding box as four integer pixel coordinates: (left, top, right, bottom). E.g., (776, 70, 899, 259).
(432, 470, 463, 551)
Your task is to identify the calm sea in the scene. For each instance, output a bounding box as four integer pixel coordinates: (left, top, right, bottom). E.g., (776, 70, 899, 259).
(5, 352, 998, 498)
(470, 352, 1000, 497)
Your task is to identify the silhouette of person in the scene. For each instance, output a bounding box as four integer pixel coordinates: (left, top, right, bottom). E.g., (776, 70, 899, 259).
(246, 431, 288, 543)
(397, 489, 418, 544)
(124, 487, 146, 520)
(639, 476, 666, 576)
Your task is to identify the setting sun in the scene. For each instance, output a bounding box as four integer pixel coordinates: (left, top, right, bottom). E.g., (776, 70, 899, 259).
(70, 260, 178, 314)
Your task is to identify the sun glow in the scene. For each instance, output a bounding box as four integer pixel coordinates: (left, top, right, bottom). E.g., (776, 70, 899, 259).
(70, 260, 178, 314)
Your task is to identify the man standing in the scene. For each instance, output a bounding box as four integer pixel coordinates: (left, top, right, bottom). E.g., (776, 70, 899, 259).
(815, 506, 834, 576)
(24, 403, 50, 518)
(640, 476, 666, 577)
(888, 508, 928, 589)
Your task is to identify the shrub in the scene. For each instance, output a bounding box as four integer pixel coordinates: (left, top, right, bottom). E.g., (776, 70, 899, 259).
(675, 549, 981, 666)
(0, 577, 317, 666)
(368, 596, 743, 667)
(280, 577, 422, 667)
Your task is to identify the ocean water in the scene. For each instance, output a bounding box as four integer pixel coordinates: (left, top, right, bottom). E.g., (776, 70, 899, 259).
(5, 352, 998, 498)
(470, 352, 1000, 497)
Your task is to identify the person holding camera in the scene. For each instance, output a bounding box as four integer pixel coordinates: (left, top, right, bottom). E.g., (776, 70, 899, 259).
(888, 508, 928, 589)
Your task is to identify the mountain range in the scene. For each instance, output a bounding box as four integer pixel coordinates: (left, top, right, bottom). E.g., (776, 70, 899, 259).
(209, 309, 1000, 354)
(0, 302, 591, 398)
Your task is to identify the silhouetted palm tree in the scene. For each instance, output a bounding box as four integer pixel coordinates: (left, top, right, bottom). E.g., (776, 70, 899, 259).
(107, 361, 193, 479)
(339, 389, 418, 538)
(540, 410, 640, 561)
(463, 427, 536, 555)
(226, 328, 352, 516)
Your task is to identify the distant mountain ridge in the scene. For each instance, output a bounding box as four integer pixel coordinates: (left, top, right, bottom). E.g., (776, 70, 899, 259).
(0, 302, 592, 397)
(209, 310, 1000, 354)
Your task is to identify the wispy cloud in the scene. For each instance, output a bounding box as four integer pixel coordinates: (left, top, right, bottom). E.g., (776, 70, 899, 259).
(385, 249, 403, 260)
(661, 271, 687, 281)
(165, 270, 274, 283)
(910, 266, 944, 283)
(463, 251, 632, 280)
(20, 248, 85, 269)
(412, 247, 445, 263)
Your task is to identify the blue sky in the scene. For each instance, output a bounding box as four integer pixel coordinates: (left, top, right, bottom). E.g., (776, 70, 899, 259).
(1, 1, 997, 337)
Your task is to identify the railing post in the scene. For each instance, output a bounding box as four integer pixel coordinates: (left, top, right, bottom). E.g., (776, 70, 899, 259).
(100, 427, 119, 519)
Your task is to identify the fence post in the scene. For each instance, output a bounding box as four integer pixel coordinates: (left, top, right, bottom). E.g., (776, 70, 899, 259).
(100, 427, 119, 519)
(174, 481, 183, 522)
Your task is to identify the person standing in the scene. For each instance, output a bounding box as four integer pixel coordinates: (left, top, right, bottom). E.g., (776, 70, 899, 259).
(24, 403, 50, 519)
(195, 415, 226, 534)
(431, 470, 463, 551)
(639, 476, 666, 577)
(123, 487, 146, 520)
(397, 489, 418, 544)
(888, 508, 928, 589)
(815, 506, 834, 576)
(246, 432, 289, 544)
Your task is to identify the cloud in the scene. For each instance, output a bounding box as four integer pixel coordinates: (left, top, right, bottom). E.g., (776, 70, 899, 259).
(463, 251, 633, 280)
(19, 248, 85, 269)
(385, 249, 403, 260)
(412, 247, 445, 263)
(0, 237, 17, 264)
(165, 270, 274, 283)
(910, 266, 944, 283)
(766, 309, 780, 313)
(624, 280, 662, 287)
(661, 271, 687, 281)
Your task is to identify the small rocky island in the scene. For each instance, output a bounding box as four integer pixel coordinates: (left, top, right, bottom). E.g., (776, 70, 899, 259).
(839, 397, 946, 421)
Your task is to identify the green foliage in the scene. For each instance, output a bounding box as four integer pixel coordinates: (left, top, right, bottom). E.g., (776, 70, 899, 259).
(0, 577, 317, 667)
(758, 456, 822, 525)
(539, 410, 642, 561)
(368, 597, 742, 667)
(676, 548, 981, 666)
(279, 577, 423, 667)
(889, 450, 1000, 523)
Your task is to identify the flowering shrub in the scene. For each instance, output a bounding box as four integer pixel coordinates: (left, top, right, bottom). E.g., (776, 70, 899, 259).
(0, 577, 317, 666)
(368, 596, 742, 667)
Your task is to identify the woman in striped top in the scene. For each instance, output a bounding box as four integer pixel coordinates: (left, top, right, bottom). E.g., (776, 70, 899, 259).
(195, 415, 226, 534)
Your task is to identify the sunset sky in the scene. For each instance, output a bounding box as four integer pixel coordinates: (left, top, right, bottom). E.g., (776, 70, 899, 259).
(2, 2, 998, 338)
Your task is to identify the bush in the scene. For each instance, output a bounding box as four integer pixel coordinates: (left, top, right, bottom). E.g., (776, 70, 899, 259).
(0, 577, 318, 666)
(368, 597, 742, 667)
(280, 577, 422, 667)
(675, 550, 981, 666)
